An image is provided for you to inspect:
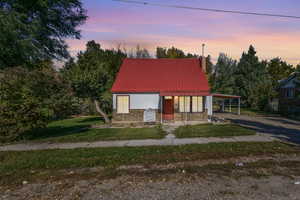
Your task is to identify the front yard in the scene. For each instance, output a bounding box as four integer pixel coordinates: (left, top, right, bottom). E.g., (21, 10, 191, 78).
(174, 124, 255, 138)
(16, 116, 257, 144)
(18, 116, 165, 143)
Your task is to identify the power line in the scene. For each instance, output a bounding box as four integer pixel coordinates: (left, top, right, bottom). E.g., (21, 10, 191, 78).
(113, 0, 300, 20)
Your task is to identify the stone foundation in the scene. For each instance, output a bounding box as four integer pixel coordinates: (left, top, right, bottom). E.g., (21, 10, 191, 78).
(174, 110, 208, 121)
(112, 109, 161, 123)
(112, 109, 208, 123)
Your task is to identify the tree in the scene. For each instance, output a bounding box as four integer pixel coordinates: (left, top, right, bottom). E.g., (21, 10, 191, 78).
(0, 0, 87, 69)
(211, 53, 237, 94)
(0, 65, 74, 142)
(156, 47, 167, 58)
(205, 55, 213, 75)
(296, 64, 300, 73)
(267, 57, 294, 85)
(205, 55, 214, 87)
(156, 46, 199, 59)
(128, 45, 151, 58)
(235, 45, 273, 109)
(166, 47, 185, 58)
(64, 41, 126, 123)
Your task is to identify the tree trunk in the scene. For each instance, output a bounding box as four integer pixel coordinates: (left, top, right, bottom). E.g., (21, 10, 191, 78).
(94, 99, 110, 124)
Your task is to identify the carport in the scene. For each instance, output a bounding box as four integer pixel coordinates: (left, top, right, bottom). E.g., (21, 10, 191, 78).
(211, 93, 241, 115)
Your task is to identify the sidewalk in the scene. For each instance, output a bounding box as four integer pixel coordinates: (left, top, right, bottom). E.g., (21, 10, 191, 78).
(0, 134, 275, 151)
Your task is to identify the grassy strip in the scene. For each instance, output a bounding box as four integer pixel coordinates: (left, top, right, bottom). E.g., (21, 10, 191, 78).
(0, 142, 300, 185)
(1, 142, 298, 174)
(228, 107, 278, 116)
(174, 124, 256, 138)
(17, 116, 165, 143)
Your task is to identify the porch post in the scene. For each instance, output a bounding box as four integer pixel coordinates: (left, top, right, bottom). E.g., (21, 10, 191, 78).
(222, 100, 225, 112)
(229, 99, 232, 113)
(238, 97, 241, 115)
(160, 96, 163, 124)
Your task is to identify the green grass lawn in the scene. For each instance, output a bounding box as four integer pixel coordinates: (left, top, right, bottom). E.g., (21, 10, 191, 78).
(0, 142, 299, 185)
(21, 116, 165, 143)
(238, 107, 278, 116)
(213, 105, 278, 116)
(174, 124, 256, 138)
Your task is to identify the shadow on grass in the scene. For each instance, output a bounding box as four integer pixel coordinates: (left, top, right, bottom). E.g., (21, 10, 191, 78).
(21, 116, 104, 141)
(77, 117, 103, 123)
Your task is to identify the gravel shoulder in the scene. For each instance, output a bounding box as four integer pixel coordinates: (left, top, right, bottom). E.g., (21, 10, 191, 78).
(1, 154, 300, 200)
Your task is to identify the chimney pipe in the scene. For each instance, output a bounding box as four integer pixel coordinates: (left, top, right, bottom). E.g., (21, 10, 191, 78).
(201, 44, 206, 73)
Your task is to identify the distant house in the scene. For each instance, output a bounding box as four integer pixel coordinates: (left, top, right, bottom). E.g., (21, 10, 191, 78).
(111, 58, 213, 123)
(278, 72, 300, 114)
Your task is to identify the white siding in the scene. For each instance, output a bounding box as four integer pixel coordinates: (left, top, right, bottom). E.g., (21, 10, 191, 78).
(113, 93, 160, 110)
(205, 96, 213, 116)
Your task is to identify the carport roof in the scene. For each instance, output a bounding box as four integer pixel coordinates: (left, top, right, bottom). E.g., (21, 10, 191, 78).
(212, 93, 241, 99)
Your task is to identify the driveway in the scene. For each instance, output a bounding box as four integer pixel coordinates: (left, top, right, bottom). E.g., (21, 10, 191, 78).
(215, 113, 300, 144)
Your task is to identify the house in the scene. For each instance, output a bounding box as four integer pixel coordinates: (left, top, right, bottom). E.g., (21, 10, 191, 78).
(111, 58, 213, 123)
(278, 72, 300, 114)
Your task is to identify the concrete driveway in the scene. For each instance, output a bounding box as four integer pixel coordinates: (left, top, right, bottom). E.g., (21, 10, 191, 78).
(215, 113, 300, 144)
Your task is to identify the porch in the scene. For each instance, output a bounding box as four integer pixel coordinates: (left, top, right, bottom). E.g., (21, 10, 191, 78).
(159, 95, 211, 123)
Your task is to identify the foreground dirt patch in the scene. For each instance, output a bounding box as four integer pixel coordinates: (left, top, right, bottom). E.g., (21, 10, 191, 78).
(1, 154, 300, 200)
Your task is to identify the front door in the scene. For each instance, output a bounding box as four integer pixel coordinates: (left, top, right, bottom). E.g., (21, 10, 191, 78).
(163, 96, 174, 120)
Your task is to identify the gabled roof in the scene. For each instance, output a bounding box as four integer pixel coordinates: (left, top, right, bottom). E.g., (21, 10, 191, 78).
(279, 72, 300, 88)
(111, 58, 210, 96)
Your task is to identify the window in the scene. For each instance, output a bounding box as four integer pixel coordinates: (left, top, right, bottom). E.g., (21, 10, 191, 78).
(192, 96, 203, 112)
(117, 96, 129, 113)
(286, 88, 295, 98)
(179, 96, 204, 113)
(179, 96, 190, 112)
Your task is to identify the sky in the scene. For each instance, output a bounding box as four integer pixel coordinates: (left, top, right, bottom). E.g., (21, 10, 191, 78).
(67, 0, 300, 65)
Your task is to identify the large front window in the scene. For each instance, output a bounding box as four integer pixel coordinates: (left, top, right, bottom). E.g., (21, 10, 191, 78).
(192, 96, 203, 112)
(179, 96, 203, 113)
(117, 95, 129, 113)
(179, 96, 190, 112)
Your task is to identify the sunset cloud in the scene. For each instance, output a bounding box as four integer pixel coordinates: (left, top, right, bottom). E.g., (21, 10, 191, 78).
(68, 0, 300, 65)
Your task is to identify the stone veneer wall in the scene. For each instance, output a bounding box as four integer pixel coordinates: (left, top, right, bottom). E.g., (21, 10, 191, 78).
(174, 110, 208, 121)
(112, 109, 208, 122)
(112, 109, 161, 122)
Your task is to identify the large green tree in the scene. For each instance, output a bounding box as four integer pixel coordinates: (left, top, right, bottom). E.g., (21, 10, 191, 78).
(0, 63, 74, 142)
(64, 41, 126, 123)
(235, 45, 273, 109)
(211, 53, 237, 94)
(267, 57, 294, 85)
(0, 0, 87, 69)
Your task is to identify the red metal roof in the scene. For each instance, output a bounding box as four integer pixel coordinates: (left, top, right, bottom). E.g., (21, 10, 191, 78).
(111, 58, 210, 95)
